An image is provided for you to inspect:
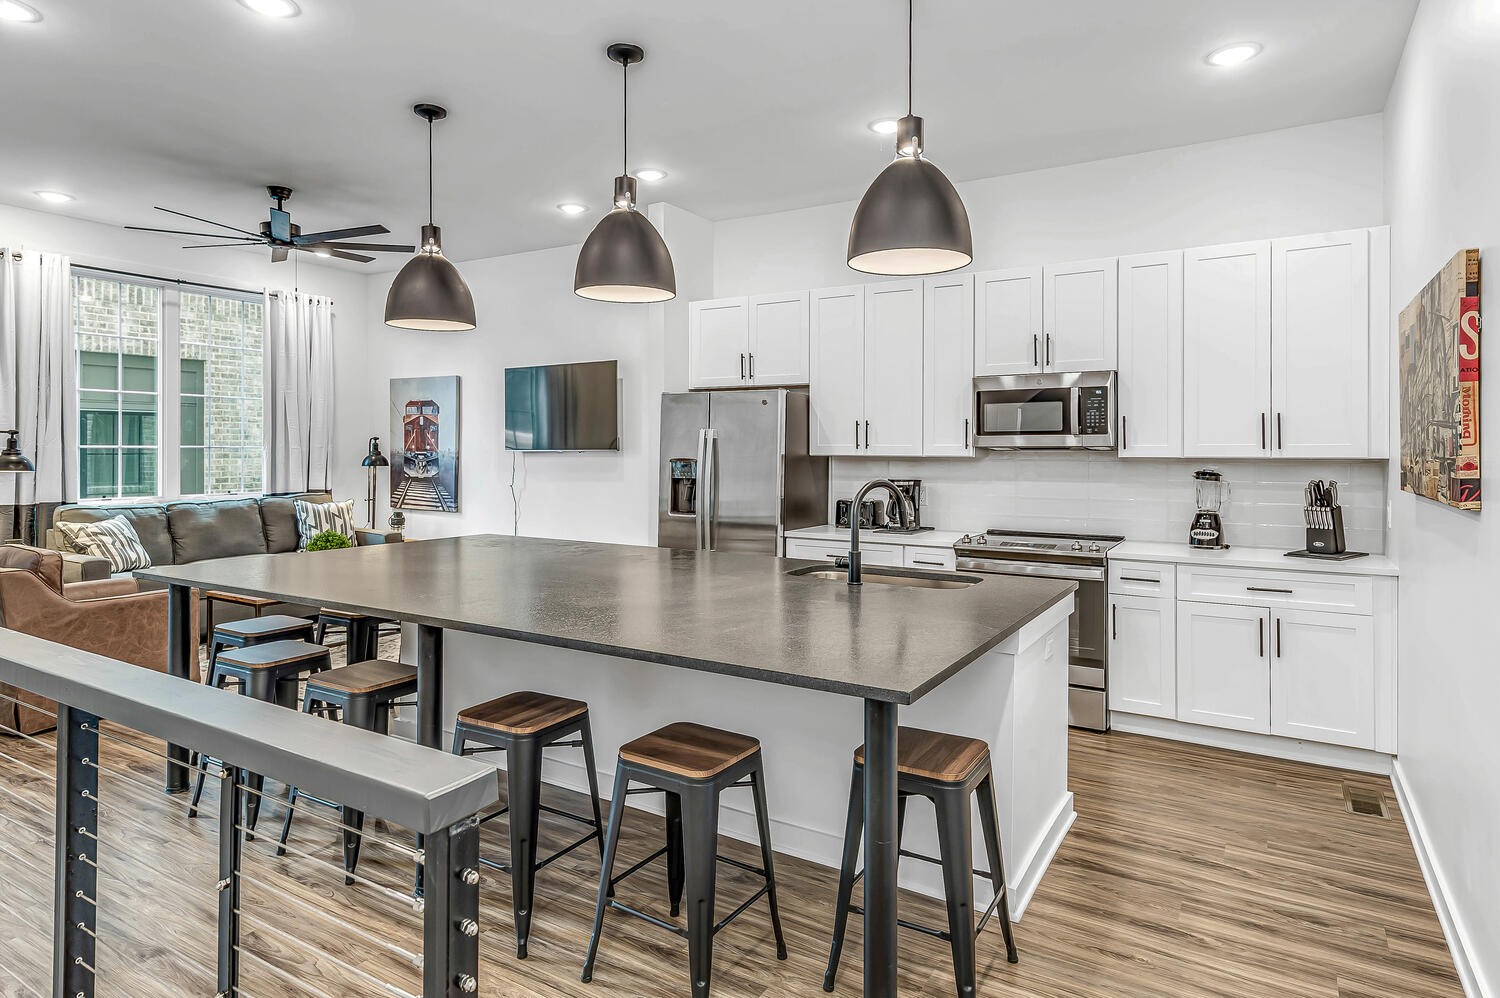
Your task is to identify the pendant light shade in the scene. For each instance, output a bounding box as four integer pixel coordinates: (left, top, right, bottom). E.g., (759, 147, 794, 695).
(386, 104, 477, 331)
(847, 3, 972, 276)
(0, 430, 35, 473)
(574, 43, 676, 303)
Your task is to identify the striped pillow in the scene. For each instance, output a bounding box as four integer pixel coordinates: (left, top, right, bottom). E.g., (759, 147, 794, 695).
(294, 499, 358, 550)
(55, 515, 153, 573)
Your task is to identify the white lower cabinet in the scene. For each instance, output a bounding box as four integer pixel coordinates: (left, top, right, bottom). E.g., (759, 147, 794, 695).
(1108, 594, 1176, 718)
(1176, 601, 1271, 734)
(784, 538, 902, 567)
(1270, 609, 1375, 749)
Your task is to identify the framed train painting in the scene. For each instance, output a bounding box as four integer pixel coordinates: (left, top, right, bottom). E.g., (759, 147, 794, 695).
(1399, 249, 1481, 510)
(388, 376, 461, 513)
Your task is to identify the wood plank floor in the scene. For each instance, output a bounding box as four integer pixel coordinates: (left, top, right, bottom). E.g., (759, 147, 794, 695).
(0, 717, 1461, 997)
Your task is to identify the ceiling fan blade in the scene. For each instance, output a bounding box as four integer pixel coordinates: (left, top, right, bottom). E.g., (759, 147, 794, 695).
(312, 241, 415, 253)
(320, 248, 375, 264)
(272, 246, 290, 264)
(182, 242, 265, 249)
(127, 225, 262, 241)
(153, 206, 262, 238)
(292, 224, 389, 244)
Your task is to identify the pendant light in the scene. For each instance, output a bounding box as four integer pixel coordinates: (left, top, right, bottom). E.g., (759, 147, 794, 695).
(385, 103, 477, 330)
(847, 0, 972, 276)
(574, 43, 676, 303)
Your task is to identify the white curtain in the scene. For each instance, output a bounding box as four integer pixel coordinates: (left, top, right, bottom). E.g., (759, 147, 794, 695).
(0, 248, 75, 504)
(264, 290, 335, 494)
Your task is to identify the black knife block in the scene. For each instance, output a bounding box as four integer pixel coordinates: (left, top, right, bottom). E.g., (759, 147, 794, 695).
(1305, 505, 1347, 555)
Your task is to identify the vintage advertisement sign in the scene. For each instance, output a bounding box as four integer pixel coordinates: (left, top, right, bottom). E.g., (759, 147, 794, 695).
(1400, 249, 1482, 510)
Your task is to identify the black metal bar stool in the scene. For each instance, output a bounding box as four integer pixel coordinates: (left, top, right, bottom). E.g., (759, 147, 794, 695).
(582, 721, 787, 998)
(823, 726, 1018, 998)
(313, 608, 392, 664)
(208, 613, 315, 673)
(275, 658, 419, 882)
(451, 691, 606, 959)
(188, 639, 333, 829)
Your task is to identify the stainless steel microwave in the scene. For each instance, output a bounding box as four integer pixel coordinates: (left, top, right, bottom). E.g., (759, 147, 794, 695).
(972, 371, 1117, 450)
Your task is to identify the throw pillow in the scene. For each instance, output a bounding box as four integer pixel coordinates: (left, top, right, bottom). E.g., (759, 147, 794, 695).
(55, 515, 153, 573)
(294, 499, 358, 550)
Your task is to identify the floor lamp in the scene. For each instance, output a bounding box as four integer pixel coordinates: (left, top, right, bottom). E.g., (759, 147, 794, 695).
(0, 430, 36, 544)
(361, 436, 389, 530)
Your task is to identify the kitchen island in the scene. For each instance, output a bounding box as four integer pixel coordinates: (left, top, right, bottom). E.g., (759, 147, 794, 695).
(138, 534, 1075, 997)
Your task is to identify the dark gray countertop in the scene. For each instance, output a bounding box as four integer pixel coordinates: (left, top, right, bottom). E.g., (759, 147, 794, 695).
(137, 535, 1075, 704)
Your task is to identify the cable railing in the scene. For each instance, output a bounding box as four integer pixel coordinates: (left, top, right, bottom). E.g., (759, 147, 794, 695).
(0, 628, 500, 998)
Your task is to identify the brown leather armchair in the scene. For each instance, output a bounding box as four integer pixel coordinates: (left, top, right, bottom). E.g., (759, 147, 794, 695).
(0, 545, 199, 735)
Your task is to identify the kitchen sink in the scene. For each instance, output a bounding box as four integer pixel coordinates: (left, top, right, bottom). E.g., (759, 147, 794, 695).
(786, 566, 981, 590)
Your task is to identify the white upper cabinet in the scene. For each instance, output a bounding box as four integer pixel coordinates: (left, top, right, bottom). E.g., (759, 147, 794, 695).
(863, 281, 925, 457)
(1183, 240, 1273, 457)
(1043, 258, 1118, 373)
(689, 293, 808, 389)
(747, 292, 810, 386)
(974, 266, 1044, 376)
(1271, 230, 1370, 457)
(808, 286, 865, 454)
(688, 297, 750, 389)
(923, 273, 975, 457)
(1116, 251, 1183, 458)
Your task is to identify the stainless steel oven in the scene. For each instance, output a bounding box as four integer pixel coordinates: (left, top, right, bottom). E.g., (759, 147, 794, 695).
(972, 371, 1116, 450)
(953, 529, 1123, 731)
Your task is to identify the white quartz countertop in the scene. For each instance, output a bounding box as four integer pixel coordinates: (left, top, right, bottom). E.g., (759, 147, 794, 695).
(1111, 541, 1399, 577)
(785, 525, 968, 549)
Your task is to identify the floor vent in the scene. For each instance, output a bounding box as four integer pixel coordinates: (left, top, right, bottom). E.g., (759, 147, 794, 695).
(1343, 784, 1389, 818)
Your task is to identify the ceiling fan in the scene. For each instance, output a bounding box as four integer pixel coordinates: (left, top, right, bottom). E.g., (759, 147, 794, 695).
(125, 185, 415, 264)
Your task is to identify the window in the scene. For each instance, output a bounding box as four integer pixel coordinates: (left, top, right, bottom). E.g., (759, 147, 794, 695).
(72, 272, 265, 500)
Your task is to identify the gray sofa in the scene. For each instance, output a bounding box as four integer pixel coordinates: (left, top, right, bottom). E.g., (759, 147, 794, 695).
(43, 492, 401, 633)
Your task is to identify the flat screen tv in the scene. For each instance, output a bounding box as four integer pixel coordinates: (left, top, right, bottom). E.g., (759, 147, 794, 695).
(504, 359, 620, 451)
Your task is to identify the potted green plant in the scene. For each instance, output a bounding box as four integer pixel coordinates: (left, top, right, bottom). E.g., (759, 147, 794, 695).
(305, 529, 354, 552)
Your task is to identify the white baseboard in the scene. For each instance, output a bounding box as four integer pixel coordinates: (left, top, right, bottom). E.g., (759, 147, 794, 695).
(1109, 713, 1393, 775)
(1007, 792, 1075, 921)
(1391, 760, 1492, 998)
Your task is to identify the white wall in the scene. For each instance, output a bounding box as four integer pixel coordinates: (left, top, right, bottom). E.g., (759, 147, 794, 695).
(1383, 0, 1500, 993)
(0, 200, 372, 505)
(713, 115, 1386, 297)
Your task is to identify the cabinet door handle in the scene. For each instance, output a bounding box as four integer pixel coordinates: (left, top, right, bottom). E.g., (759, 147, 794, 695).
(1276, 616, 1282, 658)
(740, 353, 746, 379)
(1276, 412, 1283, 450)
(865, 420, 870, 449)
(964, 417, 970, 449)
(1045, 333, 1053, 366)
(1246, 586, 1294, 594)
(854, 420, 860, 449)
(1111, 603, 1117, 640)
(913, 559, 943, 567)
(1120, 575, 1157, 584)
(1121, 415, 1128, 451)
(1258, 617, 1265, 658)
(749, 352, 755, 379)
(1260, 413, 1267, 449)
(1032, 334, 1039, 367)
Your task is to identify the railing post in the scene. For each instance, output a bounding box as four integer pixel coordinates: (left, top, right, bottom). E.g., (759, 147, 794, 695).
(422, 814, 480, 997)
(54, 706, 99, 998)
(216, 765, 243, 997)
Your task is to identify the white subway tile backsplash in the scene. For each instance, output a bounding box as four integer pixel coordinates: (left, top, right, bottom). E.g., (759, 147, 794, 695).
(830, 453, 1388, 553)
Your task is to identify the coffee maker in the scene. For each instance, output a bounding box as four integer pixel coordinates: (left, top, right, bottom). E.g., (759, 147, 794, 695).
(1188, 469, 1230, 549)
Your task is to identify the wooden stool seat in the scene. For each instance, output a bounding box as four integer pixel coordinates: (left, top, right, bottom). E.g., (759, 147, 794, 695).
(217, 639, 331, 671)
(317, 607, 370, 622)
(204, 590, 279, 610)
(619, 721, 761, 779)
(307, 659, 417, 696)
(457, 690, 588, 736)
(854, 726, 989, 783)
(213, 614, 315, 642)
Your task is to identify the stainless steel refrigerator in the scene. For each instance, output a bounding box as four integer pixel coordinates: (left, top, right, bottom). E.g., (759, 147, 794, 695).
(658, 390, 828, 554)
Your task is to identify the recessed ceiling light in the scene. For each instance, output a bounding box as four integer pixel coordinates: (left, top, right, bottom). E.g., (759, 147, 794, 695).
(557, 202, 589, 216)
(0, 1, 41, 22)
(314, 249, 331, 258)
(636, 168, 667, 183)
(868, 119, 899, 136)
(238, 0, 300, 17)
(1205, 42, 1262, 67)
(34, 190, 73, 204)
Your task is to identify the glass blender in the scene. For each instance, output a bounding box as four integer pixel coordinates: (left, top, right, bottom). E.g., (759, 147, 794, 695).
(1189, 469, 1230, 549)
